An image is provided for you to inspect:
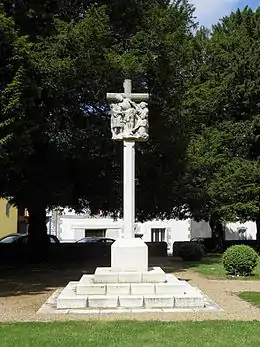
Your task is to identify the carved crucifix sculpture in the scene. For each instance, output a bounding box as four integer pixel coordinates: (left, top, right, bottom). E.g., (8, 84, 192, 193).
(107, 80, 149, 240)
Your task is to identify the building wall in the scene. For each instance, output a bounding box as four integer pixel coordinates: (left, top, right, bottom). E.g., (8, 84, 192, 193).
(58, 212, 191, 248)
(59, 214, 124, 242)
(0, 199, 18, 238)
(136, 219, 190, 252)
(225, 221, 256, 240)
(190, 220, 212, 239)
(56, 211, 258, 248)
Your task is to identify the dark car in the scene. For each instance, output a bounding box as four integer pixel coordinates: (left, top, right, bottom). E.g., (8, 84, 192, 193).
(76, 237, 115, 245)
(190, 237, 205, 244)
(0, 233, 60, 244)
(190, 237, 207, 254)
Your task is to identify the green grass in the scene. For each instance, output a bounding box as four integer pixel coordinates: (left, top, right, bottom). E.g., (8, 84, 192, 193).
(238, 292, 260, 308)
(1, 321, 260, 347)
(185, 255, 260, 280)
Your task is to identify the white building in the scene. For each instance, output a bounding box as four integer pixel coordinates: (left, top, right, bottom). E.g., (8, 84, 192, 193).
(49, 209, 257, 251)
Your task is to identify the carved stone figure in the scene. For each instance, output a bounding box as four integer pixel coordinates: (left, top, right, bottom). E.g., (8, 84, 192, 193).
(109, 94, 149, 141)
(111, 102, 124, 140)
(132, 102, 149, 141)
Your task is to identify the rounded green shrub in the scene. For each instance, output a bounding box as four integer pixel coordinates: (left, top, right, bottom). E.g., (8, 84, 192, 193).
(178, 242, 203, 261)
(223, 245, 258, 276)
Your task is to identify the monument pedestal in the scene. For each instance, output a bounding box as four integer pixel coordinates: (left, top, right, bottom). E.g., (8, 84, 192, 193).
(56, 267, 205, 310)
(54, 80, 206, 311)
(111, 238, 148, 272)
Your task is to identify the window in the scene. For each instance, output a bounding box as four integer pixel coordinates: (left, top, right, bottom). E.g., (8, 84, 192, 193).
(151, 228, 166, 242)
(85, 229, 106, 238)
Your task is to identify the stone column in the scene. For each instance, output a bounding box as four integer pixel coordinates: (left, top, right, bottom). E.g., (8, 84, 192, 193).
(123, 141, 135, 239)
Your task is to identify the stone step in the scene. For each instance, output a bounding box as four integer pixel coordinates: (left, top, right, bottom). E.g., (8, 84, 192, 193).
(94, 266, 166, 283)
(57, 282, 205, 309)
(57, 283, 86, 309)
(144, 295, 174, 308)
(76, 276, 194, 296)
(88, 295, 118, 308)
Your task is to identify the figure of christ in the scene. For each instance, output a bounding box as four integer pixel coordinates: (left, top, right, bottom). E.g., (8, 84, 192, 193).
(114, 94, 138, 136)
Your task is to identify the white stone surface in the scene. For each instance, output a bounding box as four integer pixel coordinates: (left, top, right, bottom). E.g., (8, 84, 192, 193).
(88, 296, 118, 308)
(94, 268, 118, 283)
(144, 295, 174, 308)
(57, 282, 88, 309)
(57, 297, 87, 309)
(43, 285, 218, 314)
(77, 275, 94, 285)
(54, 269, 206, 310)
(58, 282, 77, 297)
(111, 238, 148, 272)
(174, 293, 205, 308)
(165, 274, 181, 283)
(107, 284, 130, 295)
(142, 267, 166, 283)
(123, 140, 135, 239)
(155, 283, 189, 295)
(109, 96, 149, 142)
(119, 296, 144, 308)
(77, 284, 106, 295)
(107, 80, 149, 141)
(131, 283, 155, 295)
(118, 271, 142, 283)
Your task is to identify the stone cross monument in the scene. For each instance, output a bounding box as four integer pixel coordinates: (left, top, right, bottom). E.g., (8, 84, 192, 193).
(107, 79, 150, 271)
(55, 79, 205, 311)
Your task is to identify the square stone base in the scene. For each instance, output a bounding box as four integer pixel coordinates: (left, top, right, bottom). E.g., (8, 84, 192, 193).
(111, 238, 148, 272)
(55, 270, 206, 310)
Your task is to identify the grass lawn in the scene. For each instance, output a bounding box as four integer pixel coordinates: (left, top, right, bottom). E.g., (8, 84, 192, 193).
(185, 255, 260, 280)
(238, 292, 260, 308)
(1, 321, 260, 347)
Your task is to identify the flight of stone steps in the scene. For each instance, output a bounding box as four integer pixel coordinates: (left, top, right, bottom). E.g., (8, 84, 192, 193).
(57, 267, 205, 309)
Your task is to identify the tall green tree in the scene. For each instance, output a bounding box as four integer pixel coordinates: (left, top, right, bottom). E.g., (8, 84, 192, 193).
(184, 7, 260, 247)
(0, 1, 196, 260)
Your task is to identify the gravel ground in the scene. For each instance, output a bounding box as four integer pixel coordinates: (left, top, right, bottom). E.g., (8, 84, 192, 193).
(1, 259, 260, 322)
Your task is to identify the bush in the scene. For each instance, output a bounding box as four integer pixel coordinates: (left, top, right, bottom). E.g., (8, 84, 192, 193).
(178, 242, 204, 261)
(223, 245, 258, 276)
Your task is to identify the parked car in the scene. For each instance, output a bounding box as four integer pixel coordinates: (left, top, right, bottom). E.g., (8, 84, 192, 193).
(190, 237, 205, 244)
(75, 237, 115, 245)
(190, 237, 206, 254)
(0, 233, 60, 244)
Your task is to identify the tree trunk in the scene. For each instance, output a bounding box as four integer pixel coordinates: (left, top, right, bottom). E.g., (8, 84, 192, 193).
(27, 204, 49, 263)
(256, 216, 260, 251)
(209, 214, 225, 252)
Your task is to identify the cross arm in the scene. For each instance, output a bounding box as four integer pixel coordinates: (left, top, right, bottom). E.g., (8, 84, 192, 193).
(106, 93, 149, 101)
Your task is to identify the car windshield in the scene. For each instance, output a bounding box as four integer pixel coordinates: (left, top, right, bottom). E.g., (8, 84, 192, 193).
(0, 235, 21, 243)
(77, 237, 97, 243)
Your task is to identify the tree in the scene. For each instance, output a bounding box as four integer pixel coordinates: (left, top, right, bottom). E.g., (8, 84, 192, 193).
(183, 7, 260, 247)
(0, 8, 119, 260)
(0, 1, 196, 260)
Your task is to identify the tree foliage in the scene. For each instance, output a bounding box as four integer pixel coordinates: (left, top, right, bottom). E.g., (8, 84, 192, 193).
(184, 7, 260, 244)
(0, 1, 196, 259)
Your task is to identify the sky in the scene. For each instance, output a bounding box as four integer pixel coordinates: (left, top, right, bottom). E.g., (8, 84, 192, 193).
(190, 0, 259, 27)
